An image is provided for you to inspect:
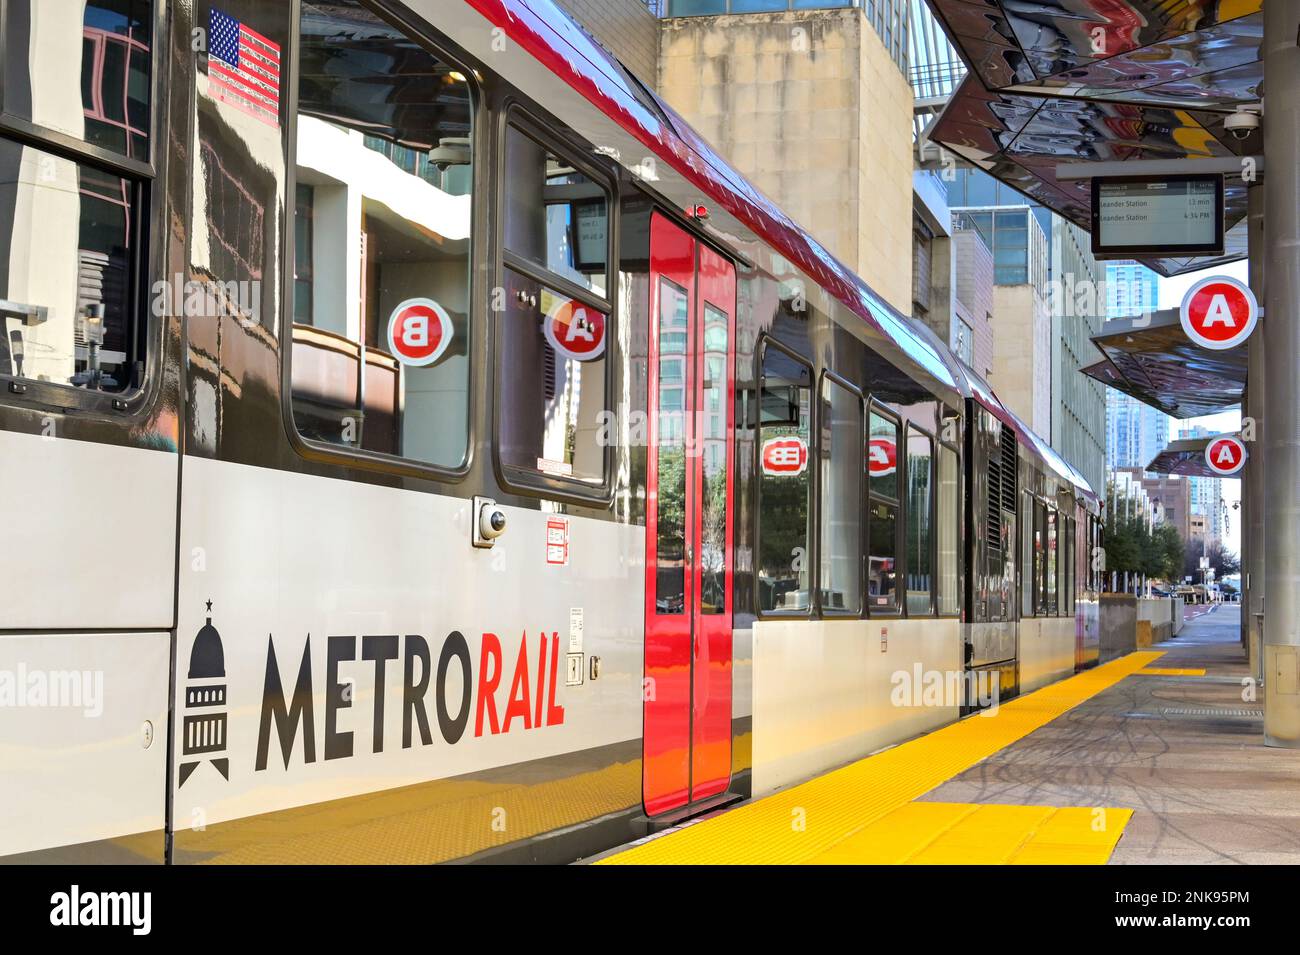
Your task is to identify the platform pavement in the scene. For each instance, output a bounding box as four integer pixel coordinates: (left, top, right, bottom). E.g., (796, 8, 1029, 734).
(924, 605, 1300, 864)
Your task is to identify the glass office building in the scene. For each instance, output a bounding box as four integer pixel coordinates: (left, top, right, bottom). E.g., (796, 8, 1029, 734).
(1104, 260, 1171, 477)
(948, 169, 1050, 287)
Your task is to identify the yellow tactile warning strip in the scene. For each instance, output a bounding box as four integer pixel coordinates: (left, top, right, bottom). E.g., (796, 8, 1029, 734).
(599, 651, 1163, 864)
(1138, 667, 1207, 676)
(809, 802, 1133, 865)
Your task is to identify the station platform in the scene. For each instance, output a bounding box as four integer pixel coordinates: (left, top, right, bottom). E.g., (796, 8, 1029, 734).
(596, 605, 1300, 865)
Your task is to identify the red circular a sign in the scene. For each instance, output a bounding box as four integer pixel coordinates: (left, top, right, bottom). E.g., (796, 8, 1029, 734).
(387, 298, 453, 366)
(1180, 276, 1258, 351)
(544, 298, 606, 361)
(1204, 435, 1246, 476)
(761, 436, 807, 476)
(868, 437, 897, 477)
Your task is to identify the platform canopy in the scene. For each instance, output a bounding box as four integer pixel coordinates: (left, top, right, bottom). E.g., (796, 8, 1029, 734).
(1146, 433, 1243, 478)
(923, 1, 1262, 276)
(1081, 310, 1246, 419)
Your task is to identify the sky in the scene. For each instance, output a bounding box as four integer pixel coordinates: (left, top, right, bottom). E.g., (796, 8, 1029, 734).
(1155, 259, 1248, 556)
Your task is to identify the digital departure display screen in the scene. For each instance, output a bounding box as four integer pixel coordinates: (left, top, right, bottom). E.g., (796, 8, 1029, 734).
(1090, 174, 1224, 258)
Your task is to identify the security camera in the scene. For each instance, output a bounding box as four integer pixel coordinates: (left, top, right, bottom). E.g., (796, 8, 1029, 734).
(1224, 107, 1260, 141)
(479, 506, 506, 540)
(472, 496, 507, 547)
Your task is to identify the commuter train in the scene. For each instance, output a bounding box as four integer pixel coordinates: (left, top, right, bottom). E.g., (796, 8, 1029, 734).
(0, 0, 1100, 863)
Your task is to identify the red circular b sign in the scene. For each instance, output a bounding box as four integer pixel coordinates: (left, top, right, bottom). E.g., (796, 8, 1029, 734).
(544, 298, 606, 362)
(1204, 435, 1246, 476)
(1180, 276, 1258, 351)
(761, 436, 808, 476)
(387, 298, 453, 366)
(868, 437, 897, 477)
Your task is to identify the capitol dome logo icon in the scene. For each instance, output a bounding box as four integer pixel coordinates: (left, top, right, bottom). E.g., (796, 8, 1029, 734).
(179, 600, 229, 787)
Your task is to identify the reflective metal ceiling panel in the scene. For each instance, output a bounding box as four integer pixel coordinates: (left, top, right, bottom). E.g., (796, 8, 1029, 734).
(1146, 435, 1241, 478)
(926, 1, 1263, 107)
(1082, 311, 1246, 419)
(928, 77, 1252, 275)
(924, 1, 1262, 276)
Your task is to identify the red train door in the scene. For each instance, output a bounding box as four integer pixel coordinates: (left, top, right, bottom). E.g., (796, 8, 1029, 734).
(644, 213, 736, 816)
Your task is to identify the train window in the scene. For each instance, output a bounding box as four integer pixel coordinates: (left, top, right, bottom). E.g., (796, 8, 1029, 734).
(699, 302, 730, 614)
(498, 272, 609, 484)
(757, 340, 811, 614)
(867, 405, 900, 611)
(905, 427, 934, 616)
(0, 144, 140, 392)
(868, 406, 901, 501)
(654, 278, 688, 612)
(936, 444, 959, 615)
(3, 1, 153, 161)
(1032, 500, 1047, 615)
(503, 125, 609, 298)
(290, 0, 473, 468)
(1046, 507, 1058, 615)
(1021, 491, 1034, 617)
(0, 1, 158, 403)
(868, 503, 898, 610)
(818, 374, 863, 615)
(497, 118, 614, 492)
(1063, 517, 1075, 615)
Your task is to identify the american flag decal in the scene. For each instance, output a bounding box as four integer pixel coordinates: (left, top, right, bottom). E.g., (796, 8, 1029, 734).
(208, 8, 281, 128)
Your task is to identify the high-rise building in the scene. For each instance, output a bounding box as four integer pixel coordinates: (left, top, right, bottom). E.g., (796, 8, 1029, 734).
(1049, 218, 1107, 498)
(1103, 260, 1172, 475)
(1106, 390, 1170, 473)
(946, 167, 1105, 496)
(1180, 424, 1225, 546)
(1105, 260, 1159, 320)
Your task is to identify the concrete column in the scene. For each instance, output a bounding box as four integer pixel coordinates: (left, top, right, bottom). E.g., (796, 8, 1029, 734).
(1244, 185, 1264, 678)
(1262, 0, 1300, 747)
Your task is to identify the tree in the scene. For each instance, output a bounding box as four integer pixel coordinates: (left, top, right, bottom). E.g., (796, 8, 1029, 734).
(1148, 523, 1183, 582)
(1183, 538, 1241, 582)
(1102, 502, 1142, 577)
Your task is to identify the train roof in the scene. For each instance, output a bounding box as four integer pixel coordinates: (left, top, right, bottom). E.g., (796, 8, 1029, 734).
(464, 0, 1097, 508)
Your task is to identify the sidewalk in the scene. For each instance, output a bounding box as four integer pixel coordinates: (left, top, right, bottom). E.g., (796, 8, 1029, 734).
(925, 605, 1300, 864)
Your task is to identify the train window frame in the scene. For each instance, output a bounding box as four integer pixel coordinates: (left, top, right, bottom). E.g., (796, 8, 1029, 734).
(491, 103, 619, 506)
(0, 0, 166, 419)
(754, 334, 814, 620)
(1045, 503, 1059, 616)
(1063, 513, 1075, 616)
(1030, 496, 1046, 617)
(866, 399, 902, 617)
(815, 369, 865, 618)
(1020, 489, 1034, 619)
(935, 428, 961, 619)
(904, 422, 936, 618)
(281, 0, 481, 483)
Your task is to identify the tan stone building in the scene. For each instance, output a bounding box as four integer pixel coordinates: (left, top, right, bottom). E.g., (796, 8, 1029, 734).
(656, 7, 915, 312)
(950, 225, 995, 379)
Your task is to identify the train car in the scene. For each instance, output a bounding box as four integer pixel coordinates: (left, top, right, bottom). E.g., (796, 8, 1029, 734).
(956, 367, 1102, 711)
(0, 0, 1098, 864)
